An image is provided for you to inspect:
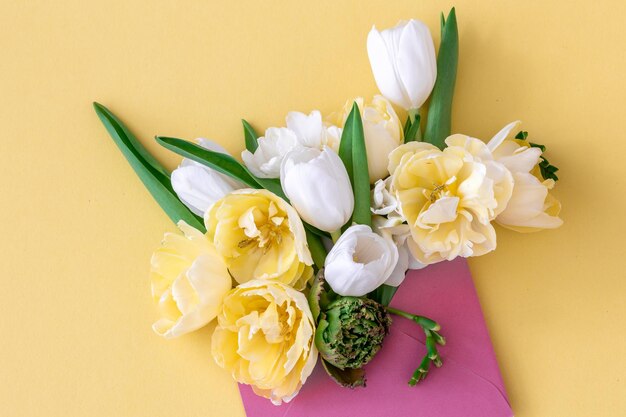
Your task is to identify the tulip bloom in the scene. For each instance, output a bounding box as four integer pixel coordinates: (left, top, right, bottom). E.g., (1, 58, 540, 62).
(324, 225, 399, 296)
(280, 146, 354, 233)
(487, 121, 563, 231)
(367, 19, 437, 111)
(242, 111, 342, 178)
(150, 221, 232, 338)
(171, 139, 244, 216)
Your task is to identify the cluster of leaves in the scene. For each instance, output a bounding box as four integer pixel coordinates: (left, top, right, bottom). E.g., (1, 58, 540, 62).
(516, 131, 560, 182)
(93, 103, 328, 269)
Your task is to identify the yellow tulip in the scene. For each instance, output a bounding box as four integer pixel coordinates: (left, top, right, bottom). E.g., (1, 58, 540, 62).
(211, 280, 318, 405)
(388, 141, 503, 265)
(205, 189, 313, 290)
(487, 121, 563, 232)
(150, 221, 232, 339)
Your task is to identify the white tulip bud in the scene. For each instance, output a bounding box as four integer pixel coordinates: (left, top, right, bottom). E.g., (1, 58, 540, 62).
(280, 146, 354, 233)
(171, 139, 244, 216)
(324, 225, 399, 296)
(367, 19, 437, 111)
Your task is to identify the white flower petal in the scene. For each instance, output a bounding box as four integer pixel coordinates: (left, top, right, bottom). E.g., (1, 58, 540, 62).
(325, 225, 399, 296)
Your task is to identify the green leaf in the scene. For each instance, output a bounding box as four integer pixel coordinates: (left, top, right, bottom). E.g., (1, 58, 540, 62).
(156, 136, 332, 239)
(249, 175, 287, 199)
(93, 102, 205, 231)
(370, 284, 398, 306)
(306, 231, 327, 270)
(242, 119, 259, 153)
(156, 136, 260, 187)
(338, 113, 355, 186)
(94, 102, 171, 179)
(530, 142, 560, 182)
(515, 130, 529, 141)
(404, 114, 421, 143)
(424, 8, 459, 149)
(347, 103, 371, 227)
(320, 359, 366, 388)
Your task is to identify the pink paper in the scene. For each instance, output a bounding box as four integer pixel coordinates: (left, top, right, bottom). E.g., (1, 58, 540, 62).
(239, 259, 513, 417)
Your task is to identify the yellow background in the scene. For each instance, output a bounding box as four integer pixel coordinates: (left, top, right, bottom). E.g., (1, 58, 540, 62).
(1, 0, 624, 416)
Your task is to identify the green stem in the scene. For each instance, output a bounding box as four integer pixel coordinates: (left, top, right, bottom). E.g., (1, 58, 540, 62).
(330, 229, 342, 243)
(386, 307, 445, 386)
(404, 108, 423, 143)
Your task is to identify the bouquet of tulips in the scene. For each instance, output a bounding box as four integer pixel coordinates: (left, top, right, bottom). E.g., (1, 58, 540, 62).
(94, 8, 562, 405)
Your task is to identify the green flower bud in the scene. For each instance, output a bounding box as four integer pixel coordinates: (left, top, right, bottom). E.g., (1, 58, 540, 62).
(315, 296, 391, 370)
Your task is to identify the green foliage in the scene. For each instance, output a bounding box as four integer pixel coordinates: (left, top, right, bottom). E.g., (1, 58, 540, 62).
(93, 103, 205, 231)
(369, 284, 399, 306)
(404, 113, 422, 143)
(423, 8, 459, 149)
(339, 102, 371, 227)
(516, 131, 560, 182)
(242, 119, 259, 153)
(156, 136, 260, 187)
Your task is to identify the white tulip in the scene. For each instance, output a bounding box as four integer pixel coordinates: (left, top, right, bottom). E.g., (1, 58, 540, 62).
(241, 127, 300, 178)
(171, 139, 244, 216)
(367, 19, 437, 111)
(286, 110, 341, 151)
(372, 215, 426, 287)
(280, 146, 354, 233)
(241, 111, 343, 179)
(324, 225, 399, 296)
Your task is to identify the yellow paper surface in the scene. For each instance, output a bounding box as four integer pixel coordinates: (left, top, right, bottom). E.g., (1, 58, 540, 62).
(1, 1, 625, 416)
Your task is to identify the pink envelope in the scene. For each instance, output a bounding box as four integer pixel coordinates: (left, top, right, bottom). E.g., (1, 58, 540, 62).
(239, 259, 513, 417)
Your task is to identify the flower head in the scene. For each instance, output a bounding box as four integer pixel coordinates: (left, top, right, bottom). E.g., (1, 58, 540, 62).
(242, 111, 341, 178)
(487, 121, 563, 232)
(315, 296, 391, 370)
(171, 139, 244, 216)
(367, 19, 437, 110)
(205, 189, 313, 290)
(324, 224, 399, 296)
(150, 221, 232, 338)
(280, 146, 354, 232)
(211, 280, 318, 405)
(388, 140, 507, 265)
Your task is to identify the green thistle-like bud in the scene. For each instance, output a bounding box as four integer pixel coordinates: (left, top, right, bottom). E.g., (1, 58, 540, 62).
(315, 296, 391, 370)
(308, 270, 391, 387)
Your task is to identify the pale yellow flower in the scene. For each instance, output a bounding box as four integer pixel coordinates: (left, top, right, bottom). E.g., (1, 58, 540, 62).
(211, 280, 318, 405)
(388, 140, 506, 265)
(487, 121, 563, 232)
(336, 96, 403, 183)
(150, 221, 232, 339)
(205, 189, 313, 290)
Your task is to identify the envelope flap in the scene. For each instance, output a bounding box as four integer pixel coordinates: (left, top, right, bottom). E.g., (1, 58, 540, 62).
(390, 259, 509, 397)
(239, 259, 512, 417)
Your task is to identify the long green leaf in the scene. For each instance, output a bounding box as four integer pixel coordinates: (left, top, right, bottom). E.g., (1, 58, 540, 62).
(370, 284, 398, 306)
(94, 102, 171, 179)
(404, 114, 421, 143)
(156, 136, 260, 187)
(242, 119, 259, 153)
(306, 230, 327, 270)
(424, 8, 458, 149)
(93, 103, 205, 231)
(338, 112, 355, 186)
(348, 103, 371, 227)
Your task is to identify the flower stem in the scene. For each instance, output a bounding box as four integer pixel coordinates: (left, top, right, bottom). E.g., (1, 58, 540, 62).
(330, 229, 342, 243)
(386, 307, 445, 386)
